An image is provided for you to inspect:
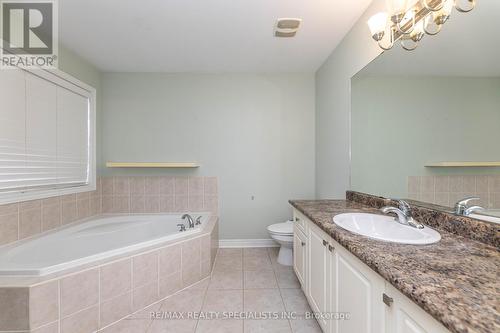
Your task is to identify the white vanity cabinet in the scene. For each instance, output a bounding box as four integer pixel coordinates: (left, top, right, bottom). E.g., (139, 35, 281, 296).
(384, 284, 450, 333)
(293, 224, 307, 287)
(330, 231, 385, 333)
(293, 211, 308, 292)
(307, 223, 331, 330)
(292, 208, 451, 333)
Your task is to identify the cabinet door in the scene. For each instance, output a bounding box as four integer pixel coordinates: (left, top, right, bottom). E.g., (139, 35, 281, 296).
(307, 224, 330, 331)
(293, 226, 307, 288)
(385, 284, 450, 333)
(331, 243, 385, 333)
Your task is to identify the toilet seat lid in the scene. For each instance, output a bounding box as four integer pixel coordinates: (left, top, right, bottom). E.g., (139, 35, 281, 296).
(267, 221, 293, 234)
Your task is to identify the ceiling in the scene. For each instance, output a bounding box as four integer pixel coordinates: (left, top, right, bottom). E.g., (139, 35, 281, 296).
(59, 0, 372, 73)
(357, 1, 500, 77)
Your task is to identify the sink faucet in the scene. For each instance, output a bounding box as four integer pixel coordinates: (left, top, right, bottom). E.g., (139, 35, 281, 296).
(381, 200, 424, 229)
(454, 197, 484, 216)
(182, 214, 195, 228)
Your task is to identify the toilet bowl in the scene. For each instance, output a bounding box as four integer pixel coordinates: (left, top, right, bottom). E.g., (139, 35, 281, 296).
(267, 221, 294, 266)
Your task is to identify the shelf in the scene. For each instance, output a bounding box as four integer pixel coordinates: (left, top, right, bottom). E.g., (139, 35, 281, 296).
(425, 162, 500, 168)
(106, 162, 200, 168)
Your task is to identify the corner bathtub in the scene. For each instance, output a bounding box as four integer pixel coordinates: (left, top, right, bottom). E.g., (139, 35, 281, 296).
(0, 213, 210, 276)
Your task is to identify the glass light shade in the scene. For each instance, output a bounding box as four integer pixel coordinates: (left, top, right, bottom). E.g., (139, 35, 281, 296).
(413, 19, 425, 35)
(441, 0, 455, 14)
(368, 12, 388, 36)
(410, 19, 425, 42)
(386, 0, 408, 14)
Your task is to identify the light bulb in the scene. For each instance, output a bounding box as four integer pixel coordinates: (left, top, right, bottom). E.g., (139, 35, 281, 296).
(368, 12, 388, 39)
(414, 20, 425, 34)
(441, 0, 454, 15)
(386, 0, 409, 14)
(411, 19, 425, 41)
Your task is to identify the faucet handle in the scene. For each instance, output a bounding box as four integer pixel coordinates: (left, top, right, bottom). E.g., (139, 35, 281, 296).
(195, 216, 202, 225)
(454, 197, 481, 215)
(177, 224, 186, 232)
(398, 200, 411, 215)
(456, 197, 480, 206)
(464, 205, 485, 216)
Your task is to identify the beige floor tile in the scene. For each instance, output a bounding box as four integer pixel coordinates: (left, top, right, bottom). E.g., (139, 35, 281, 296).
(268, 248, 280, 266)
(244, 270, 278, 289)
(243, 248, 269, 257)
(99, 317, 152, 333)
(196, 319, 243, 333)
(289, 319, 322, 333)
(280, 289, 311, 314)
(244, 289, 285, 313)
(32, 322, 58, 333)
(208, 270, 243, 290)
(243, 256, 272, 271)
(189, 277, 210, 290)
(217, 248, 242, 257)
(149, 318, 197, 333)
(244, 319, 292, 333)
(213, 255, 243, 272)
(202, 289, 243, 313)
(275, 267, 300, 289)
(160, 288, 206, 314)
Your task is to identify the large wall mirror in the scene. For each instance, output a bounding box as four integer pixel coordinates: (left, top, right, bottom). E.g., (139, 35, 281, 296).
(350, 2, 500, 220)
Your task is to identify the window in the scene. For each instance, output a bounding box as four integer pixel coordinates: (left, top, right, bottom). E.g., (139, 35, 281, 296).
(0, 68, 96, 204)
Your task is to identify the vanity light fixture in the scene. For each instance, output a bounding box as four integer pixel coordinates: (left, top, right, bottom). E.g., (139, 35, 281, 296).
(368, 0, 475, 51)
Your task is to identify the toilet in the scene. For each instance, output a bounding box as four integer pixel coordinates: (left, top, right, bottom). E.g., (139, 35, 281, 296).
(267, 220, 294, 266)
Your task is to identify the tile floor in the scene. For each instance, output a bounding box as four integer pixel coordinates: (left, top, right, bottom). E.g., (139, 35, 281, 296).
(101, 248, 322, 333)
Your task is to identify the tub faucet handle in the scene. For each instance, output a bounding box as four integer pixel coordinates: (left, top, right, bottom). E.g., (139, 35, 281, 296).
(195, 216, 202, 225)
(182, 214, 195, 228)
(177, 224, 186, 232)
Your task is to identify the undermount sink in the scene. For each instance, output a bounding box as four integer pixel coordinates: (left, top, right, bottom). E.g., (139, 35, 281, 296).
(333, 213, 441, 245)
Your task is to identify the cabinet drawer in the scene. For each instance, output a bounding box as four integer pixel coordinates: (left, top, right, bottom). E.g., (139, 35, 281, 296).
(293, 209, 307, 234)
(293, 225, 307, 287)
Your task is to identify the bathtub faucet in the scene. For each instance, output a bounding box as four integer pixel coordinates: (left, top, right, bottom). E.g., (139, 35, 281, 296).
(182, 214, 195, 228)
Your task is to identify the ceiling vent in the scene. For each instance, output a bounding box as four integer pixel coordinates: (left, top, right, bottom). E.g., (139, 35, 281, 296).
(275, 18, 302, 38)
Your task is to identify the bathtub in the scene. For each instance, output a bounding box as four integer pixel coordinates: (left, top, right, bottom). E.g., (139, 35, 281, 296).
(0, 213, 210, 276)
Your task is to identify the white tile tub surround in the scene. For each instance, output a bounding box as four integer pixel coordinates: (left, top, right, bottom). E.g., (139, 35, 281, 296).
(101, 176, 219, 215)
(408, 175, 500, 208)
(0, 218, 219, 332)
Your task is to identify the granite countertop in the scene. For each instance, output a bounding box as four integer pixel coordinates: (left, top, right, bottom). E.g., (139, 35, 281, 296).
(289, 199, 500, 333)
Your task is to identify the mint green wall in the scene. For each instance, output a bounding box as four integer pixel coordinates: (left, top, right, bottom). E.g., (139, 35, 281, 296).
(315, 0, 384, 199)
(100, 73, 316, 239)
(351, 76, 500, 198)
(58, 46, 102, 170)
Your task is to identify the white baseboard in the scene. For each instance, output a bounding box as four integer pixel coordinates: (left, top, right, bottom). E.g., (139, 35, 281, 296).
(219, 239, 279, 248)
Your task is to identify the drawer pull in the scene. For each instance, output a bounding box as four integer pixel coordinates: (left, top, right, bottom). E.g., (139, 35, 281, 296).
(322, 240, 328, 246)
(328, 245, 334, 252)
(301, 241, 306, 246)
(383, 293, 393, 307)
